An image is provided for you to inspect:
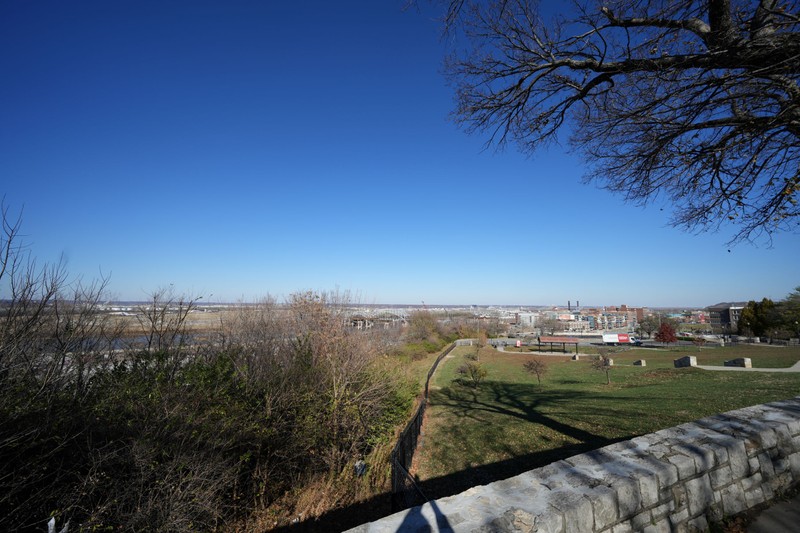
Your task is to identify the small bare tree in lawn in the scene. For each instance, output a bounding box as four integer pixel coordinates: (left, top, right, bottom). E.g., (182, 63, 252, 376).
(523, 357, 548, 385)
(592, 349, 614, 385)
(692, 336, 707, 351)
(457, 361, 488, 387)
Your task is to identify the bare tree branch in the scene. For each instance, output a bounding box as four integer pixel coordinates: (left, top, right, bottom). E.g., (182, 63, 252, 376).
(441, 0, 800, 242)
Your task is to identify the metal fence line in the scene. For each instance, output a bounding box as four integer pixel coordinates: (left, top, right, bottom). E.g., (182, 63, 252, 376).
(390, 342, 457, 511)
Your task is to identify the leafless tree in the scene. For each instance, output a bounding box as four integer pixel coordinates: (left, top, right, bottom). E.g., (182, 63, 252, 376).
(442, 0, 800, 242)
(538, 317, 563, 335)
(285, 291, 397, 472)
(135, 286, 201, 353)
(692, 335, 708, 350)
(592, 350, 614, 384)
(523, 357, 548, 384)
(405, 308, 442, 342)
(1, 204, 122, 529)
(457, 360, 488, 386)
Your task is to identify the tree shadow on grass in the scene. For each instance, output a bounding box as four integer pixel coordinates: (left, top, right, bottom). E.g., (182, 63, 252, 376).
(271, 380, 640, 532)
(431, 380, 628, 442)
(413, 380, 638, 500)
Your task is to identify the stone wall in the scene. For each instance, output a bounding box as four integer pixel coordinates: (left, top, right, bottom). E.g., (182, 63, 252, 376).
(349, 397, 800, 533)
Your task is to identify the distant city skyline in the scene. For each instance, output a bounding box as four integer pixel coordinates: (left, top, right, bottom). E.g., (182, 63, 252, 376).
(2, 1, 798, 308)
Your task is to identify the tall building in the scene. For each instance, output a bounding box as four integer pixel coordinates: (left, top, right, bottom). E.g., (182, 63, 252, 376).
(706, 302, 747, 332)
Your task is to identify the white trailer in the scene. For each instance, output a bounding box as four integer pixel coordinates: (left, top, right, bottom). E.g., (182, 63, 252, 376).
(602, 333, 641, 345)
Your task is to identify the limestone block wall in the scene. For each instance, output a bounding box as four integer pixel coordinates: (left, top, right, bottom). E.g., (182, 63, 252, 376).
(349, 397, 800, 533)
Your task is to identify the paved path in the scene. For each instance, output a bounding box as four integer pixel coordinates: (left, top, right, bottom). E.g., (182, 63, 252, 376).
(495, 344, 800, 372)
(747, 493, 800, 532)
(696, 360, 800, 372)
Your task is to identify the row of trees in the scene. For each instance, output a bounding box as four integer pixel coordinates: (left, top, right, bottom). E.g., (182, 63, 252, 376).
(738, 287, 800, 338)
(0, 209, 416, 531)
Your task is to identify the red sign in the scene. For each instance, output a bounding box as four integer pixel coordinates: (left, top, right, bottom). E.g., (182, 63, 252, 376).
(618, 334, 630, 343)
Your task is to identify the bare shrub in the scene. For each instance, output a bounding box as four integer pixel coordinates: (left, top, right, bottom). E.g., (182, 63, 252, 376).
(457, 361, 487, 387)
(592, 351, 614, 385)
(1, 205, 414, 531)
(523, 358, 549, 385)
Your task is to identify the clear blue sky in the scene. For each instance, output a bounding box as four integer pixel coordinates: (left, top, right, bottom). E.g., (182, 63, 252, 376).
(1, 1, 798, 307)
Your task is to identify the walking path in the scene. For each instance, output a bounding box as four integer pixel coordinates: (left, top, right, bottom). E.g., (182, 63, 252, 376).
(747, 492, 800, 532)
(696, 360, 800, 372)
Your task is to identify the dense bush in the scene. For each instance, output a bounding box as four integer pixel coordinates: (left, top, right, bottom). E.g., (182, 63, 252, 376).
(0, 213, 415, 532)
(1, 305, 415, 531)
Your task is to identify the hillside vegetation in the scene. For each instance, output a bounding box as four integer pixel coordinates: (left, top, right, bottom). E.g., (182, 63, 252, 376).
(0, 212, 425, 532)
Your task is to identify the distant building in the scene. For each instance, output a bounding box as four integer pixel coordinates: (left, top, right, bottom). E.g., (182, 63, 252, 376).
(706, 302, 748, 332)
(515, 312, 538, 327)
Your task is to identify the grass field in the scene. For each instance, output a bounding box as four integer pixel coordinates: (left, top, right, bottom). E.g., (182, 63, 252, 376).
(411, 344, 800, 500)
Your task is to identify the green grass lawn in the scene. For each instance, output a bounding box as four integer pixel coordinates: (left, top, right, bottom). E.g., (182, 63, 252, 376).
(412, 345, 800, 500)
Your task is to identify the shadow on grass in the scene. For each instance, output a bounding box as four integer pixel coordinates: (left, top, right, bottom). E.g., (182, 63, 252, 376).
(416, 380, 640, 499)
(433, 380, 622, 442)
(271, 380, 633, 532)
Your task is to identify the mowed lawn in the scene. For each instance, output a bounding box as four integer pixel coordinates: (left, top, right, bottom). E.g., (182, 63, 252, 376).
(412, 344, 800, 500)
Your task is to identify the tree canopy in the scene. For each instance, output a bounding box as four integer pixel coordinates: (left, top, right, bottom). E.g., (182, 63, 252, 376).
(738, 288, 800, 337)
(655, 321, 678, 343)
(442, 0, 800, 242)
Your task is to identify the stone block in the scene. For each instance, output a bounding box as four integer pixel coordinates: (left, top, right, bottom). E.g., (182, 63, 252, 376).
(772, 424, 795, 456)
(758, 452, 776, 479)
(639, 456, 679, 489)
(787, 452, 800, 479)
(773, 457, 790, 475)
(548, 490, 592, 533)
(611, 522, 633, 533)
(486, 507, 542, 533)
(502, 508, 537, 532)
(571, 354, 580, 360)
(754, 424, 779, 450)
(642, 520, 671, 533)
(651, 501, 674, 520)
(630, 510, 652, 530)
(709, 465, 733, 490)
(727, 441, 750, 478)
(741, 472, 763, 492)
(673, 442, 717, 471)
(768, 472, 792, 493)
(668, 506, 689, 529)
(707, 502, 724, 522)
(666, 454, 696, 479)
(701, 437, 732, 465)
(533, 506, 565, 533)
(585, 485, 618, 531)
(745, 486, 766, 507)
(720, 482, 747, 515)
(762, 481, 774, 501)
(673, 356, 697, 368)
(637, 471, 660, 508)
(686, 515, 708, 532)
(685, 475, 714, 516)
(723, 358, 752, 368)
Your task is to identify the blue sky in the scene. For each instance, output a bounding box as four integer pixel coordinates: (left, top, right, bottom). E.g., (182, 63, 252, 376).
(1, 1, 798, 307)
